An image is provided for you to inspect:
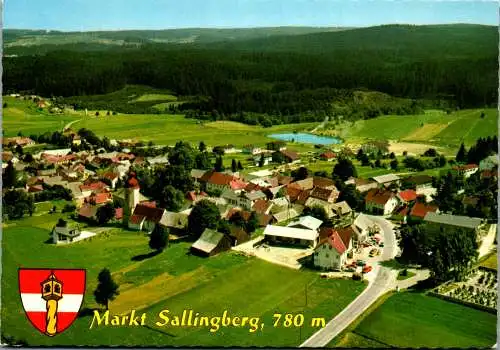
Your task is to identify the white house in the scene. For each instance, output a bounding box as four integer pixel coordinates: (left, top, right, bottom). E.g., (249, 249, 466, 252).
(365, 189, 399, 215)
(128, 204, 167, 233)
(452, 164, 479, 178)
(353, 213, 377, 244)
(314, 230, 348, 271)
(221, 189, 267, 210)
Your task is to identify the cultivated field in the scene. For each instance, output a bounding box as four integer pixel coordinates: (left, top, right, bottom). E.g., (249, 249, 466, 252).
(325, 109, 497, 148)
(4, 96, 496, 151)
(2, 212, 366, 346)
(330, 292, 497, 348)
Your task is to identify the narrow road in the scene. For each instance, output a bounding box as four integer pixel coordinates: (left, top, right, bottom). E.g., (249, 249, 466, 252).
(300, 215, 398, 348)
(311, 116, 329, 133)
(62, 119, 81, 132)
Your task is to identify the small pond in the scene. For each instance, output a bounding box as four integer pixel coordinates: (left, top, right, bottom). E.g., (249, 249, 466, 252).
(267, 132, 342, 145)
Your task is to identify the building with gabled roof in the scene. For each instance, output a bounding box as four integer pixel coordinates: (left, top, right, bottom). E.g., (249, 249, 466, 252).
(310, 187, 339, 203)
(365, 188, 399, 215)
(128, 204, 166, 233)
(314, 229, 349, 271)
(371, 173, 401, 187)
(452, 164, 479, 178)
(319, 151, 336, 161)
(287, 215, 323, 231)
(191, 229, 232, 257)
(344, 177, 378, 193)
(410, 202, 439, 220)
(397, 189, 418, 203)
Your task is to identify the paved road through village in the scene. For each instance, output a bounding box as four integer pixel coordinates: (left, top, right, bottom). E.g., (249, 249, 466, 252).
(300, 215, 398, 348)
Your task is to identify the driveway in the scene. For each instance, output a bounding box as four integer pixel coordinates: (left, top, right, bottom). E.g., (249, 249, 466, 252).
(300, 215, 399, 347)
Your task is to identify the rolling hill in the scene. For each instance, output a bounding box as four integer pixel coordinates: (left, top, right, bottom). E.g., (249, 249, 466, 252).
(3, 27, 354, 55)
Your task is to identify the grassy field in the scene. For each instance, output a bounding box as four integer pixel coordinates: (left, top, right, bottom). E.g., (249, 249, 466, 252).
(330, 292, 497, 348)
(5, 95, 496, 150)
(2, 96, 79, 136)
(479, 251, 497, 270)
(2, 212, 366, 346)
(3, 96, 318, 147)
(326, 109, 497, 148)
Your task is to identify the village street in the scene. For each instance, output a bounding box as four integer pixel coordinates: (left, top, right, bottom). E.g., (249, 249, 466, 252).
(300, 215, 399, 348)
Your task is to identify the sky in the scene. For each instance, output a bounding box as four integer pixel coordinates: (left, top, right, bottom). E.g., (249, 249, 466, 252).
(3, 0, 498, 31)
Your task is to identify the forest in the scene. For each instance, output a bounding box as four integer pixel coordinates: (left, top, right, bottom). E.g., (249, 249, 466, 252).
(3, 24, 497, 125)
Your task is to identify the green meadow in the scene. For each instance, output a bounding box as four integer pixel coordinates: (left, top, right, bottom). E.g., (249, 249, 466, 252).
(330, 292, 497, 348)
(328, 108, 497, 147)
(2, 212, 366, 346)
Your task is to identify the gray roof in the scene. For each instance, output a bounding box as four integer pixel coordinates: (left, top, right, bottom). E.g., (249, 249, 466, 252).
(423, 212, 484, 230)
(273, 207, 302, 223)
(245, 191, 267, 201)
(331, 201, 352, 215)
(53, 226, 80, 237)
(160, 211, 188, 229)
(191, 229, 225, 253)
(288, 215, 323, 231)
(354, 213, 375, 231)
(372, 173, 400, 184)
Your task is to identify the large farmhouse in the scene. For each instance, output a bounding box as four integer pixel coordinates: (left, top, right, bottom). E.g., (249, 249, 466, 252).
(365, 189, 399, 215)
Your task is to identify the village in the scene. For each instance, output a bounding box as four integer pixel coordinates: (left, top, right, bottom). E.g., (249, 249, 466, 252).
(2, 120, 497, 281)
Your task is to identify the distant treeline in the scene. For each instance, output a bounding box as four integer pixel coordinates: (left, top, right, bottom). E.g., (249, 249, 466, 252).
(4, 25, 496, 124)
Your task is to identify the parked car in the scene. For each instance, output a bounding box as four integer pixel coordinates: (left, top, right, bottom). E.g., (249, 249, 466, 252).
(363, 265, 372, 273)
(379, 242, 385, 247)
(345, 267, 356, 272)
(376, 249, 381, 256)
(357, 260, 366, 266)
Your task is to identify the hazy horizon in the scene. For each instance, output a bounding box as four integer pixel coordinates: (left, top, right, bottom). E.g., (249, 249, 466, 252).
(4, 0, 497, 32)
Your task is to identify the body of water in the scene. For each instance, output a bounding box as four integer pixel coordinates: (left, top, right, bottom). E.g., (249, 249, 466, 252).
(268, 132, 342, 145)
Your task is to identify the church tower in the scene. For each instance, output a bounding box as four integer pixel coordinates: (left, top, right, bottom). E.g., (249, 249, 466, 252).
(123, 172, 140, 225)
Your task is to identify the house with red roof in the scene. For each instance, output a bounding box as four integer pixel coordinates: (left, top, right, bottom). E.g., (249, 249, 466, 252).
(99, 171, 120, 189)
(397, 189, 418, 204)
(128, 203, 167, 233)
(409, 202, 439, 220)
(319, 151, 336, 162)
(186, 190, 208, 203)
(314, 229, 350, 271)
(310, 187, 339, 203)
(84, 192, 113, 206)
(79, 181, 109, 197)
(365, 188, 399, 215)
(202, 171, 248, 193)
(452, 164, 479, 178)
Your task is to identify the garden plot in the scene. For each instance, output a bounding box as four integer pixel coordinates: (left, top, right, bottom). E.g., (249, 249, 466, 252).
(436, 269, 497, 309)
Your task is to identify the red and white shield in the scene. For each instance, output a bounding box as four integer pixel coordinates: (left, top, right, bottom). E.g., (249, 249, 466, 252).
(19, 268, 86, 336)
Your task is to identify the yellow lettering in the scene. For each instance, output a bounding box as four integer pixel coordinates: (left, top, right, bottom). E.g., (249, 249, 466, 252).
(232, 316, 240, 327)
(171, 316, 180, 326)
(156, 310, 170, 327)
(111, 316, 121, 326)
(90, 310, 109, 329)
(121, 315, 129, 325)
(249, 317, 260, 333)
